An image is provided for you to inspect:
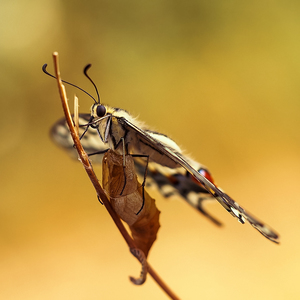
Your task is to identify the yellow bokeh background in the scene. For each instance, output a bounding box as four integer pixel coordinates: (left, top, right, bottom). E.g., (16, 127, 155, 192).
(1, 1, 299, 299)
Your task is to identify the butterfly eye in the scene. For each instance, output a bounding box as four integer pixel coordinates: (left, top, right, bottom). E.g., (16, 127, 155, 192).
(96, 105, 106, 117)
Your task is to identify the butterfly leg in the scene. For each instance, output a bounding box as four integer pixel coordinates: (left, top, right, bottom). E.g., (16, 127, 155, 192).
(120, 138, 127, 196)
(87, 148, 110, 157)
(78, 116, 94, 140)
(71, 115, 94, 148)
(196, 196, 223, 226)
(131, 154, 150, 215)
(97, 195, 104, 205)
(88, 148, 110, 205)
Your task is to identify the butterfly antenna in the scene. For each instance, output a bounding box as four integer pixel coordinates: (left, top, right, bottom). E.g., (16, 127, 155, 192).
(42, 64, 98, 104)
(83, 64, 101, 104)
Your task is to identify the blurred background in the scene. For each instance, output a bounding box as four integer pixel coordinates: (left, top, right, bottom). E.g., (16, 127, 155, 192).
(1, 1, 299, 299)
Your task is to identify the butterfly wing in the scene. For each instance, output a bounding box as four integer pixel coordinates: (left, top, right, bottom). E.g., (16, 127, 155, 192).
(51, 114, 223, 225)
(119, 117, 280, 243)
(139, 162, 223, 226)
(51, 114, 108, 163)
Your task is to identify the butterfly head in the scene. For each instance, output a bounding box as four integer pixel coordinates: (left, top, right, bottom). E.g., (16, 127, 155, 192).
(91, 103, 107, 119)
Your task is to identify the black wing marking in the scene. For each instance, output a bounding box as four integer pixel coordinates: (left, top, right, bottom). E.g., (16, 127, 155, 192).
(119, 117, 279, 243)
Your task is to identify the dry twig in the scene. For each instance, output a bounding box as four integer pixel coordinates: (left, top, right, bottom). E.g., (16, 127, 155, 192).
(52, 52, 180, 300)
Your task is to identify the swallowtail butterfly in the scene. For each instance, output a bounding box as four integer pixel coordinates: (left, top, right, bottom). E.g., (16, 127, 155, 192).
(47, 64, 280, 244)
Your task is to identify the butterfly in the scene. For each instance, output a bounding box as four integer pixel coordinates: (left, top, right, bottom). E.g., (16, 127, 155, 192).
(46, 64, 280, 244)
(52, 114, 221, 223)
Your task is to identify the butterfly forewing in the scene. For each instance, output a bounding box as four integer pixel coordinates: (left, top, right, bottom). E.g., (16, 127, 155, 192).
(52, 103, 279, 244)
(117, 116, 279, 243)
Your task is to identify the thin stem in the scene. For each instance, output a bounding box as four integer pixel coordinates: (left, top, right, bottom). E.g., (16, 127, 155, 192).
(52, 52, 180, 300)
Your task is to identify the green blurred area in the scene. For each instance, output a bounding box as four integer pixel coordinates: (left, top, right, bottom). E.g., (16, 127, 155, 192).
(0, 1, 299, 299)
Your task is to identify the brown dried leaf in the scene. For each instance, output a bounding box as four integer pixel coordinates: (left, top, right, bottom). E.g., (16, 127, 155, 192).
(102, 150, 160, 257)
(129, 248, 147, 285)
